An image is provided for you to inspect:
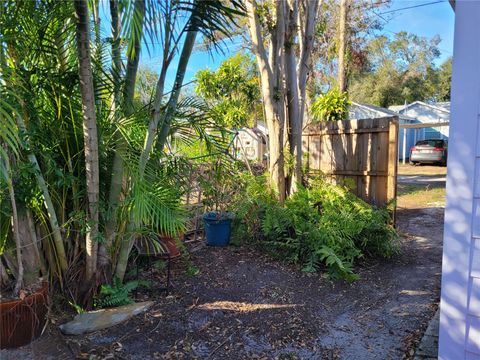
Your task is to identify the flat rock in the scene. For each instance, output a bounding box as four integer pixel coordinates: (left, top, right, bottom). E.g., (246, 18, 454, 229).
(59, 301, 153, 335)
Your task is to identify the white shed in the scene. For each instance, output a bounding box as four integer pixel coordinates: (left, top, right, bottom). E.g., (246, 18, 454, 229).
(234, 126, 267, 163)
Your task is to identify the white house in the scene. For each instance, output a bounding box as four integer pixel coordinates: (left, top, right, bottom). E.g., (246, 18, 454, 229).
(390, 101, 450, 140)
(348, 102, 417, 161)
(439, 1, 480, 358)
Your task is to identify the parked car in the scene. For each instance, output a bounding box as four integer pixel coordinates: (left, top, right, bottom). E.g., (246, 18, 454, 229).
(410, 139, 448, 165)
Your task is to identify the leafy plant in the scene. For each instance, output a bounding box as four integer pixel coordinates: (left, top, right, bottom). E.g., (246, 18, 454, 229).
(311, 90, 350, 122)
(231, 175, 398, 280)
(69, 301, 86, 314)
(198, 157, 245, 215)
(195, 53, 261, 128)
(94, 277, 150, 309)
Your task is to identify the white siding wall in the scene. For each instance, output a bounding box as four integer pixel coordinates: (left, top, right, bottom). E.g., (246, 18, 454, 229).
(439, 1, 480, 359)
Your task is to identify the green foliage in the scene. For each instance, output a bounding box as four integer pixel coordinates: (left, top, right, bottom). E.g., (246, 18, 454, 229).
(195, 53, 261, 128)
(232, 175, 398, 281)
(94, 277, 150, 309)
(186, 264, 200, 277)
(311, 90, 350, 122)
(349, 32, 451, 107)
(198, 157, 246, 213)
(69, 301, 86, 314)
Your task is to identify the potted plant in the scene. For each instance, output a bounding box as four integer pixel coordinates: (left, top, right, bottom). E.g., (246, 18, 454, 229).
(199, 160, 240, 247)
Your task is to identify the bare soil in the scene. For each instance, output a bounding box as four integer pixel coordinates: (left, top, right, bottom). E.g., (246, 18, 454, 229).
(1, 176, 445, 360)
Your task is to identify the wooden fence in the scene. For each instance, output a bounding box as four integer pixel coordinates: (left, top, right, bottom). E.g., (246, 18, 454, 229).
(302, 116, 399, 207)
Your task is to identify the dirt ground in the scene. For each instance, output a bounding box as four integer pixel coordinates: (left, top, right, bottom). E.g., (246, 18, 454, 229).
(397, 164, 447, 177)
(397, 164, 446, 209)
(1, 170, 445, 360)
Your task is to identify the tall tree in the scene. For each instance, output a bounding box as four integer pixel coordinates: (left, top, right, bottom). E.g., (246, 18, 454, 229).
(348, 32, 443, 107)
(310, 0, 388, 93)
(337, 0, 349, 92)
(74, 0, 100, 282)
(105, 0, 146, 269)
(246, 0, 287, 201)
(245, 0, 320, 198)
(195, 53, 261, 128)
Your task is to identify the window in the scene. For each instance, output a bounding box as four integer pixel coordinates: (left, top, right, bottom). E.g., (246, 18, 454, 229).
(415, 139, 446, 147)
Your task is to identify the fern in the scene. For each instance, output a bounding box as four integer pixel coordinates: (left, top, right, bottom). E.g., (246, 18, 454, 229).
(231, 175, 399, 281)
(94, 277, 150, 309)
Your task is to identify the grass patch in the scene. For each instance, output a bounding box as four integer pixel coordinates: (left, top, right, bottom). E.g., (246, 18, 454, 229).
(397, 183, 445, 208)
(397, 164, 447, 177)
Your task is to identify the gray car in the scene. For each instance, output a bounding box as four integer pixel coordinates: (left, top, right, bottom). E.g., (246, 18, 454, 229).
(410, 139, 448, 165)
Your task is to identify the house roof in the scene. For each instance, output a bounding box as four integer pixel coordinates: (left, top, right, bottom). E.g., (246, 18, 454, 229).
(349, 102, 417, 122)
(389, 101, 451, 114)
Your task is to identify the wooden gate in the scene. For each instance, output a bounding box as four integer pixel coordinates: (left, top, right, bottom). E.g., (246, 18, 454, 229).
(302, 116, 398, 207)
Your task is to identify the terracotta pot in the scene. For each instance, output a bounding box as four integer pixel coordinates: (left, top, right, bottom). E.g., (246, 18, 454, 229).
(159, 235, 181, 259)
(0, 282, 49, 349)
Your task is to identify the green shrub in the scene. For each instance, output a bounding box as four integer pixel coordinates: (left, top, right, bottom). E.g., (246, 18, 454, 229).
(311, 90, 350, 122)
(231, 175, 398, 281)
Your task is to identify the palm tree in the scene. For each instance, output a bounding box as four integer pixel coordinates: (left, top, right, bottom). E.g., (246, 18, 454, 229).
(74, 0, 100, 282)
(0, 0, 246, 305)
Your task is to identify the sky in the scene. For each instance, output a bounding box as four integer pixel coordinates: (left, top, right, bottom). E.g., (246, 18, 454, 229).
(377, 0, 454, 64)
(101, 0, 455, 93)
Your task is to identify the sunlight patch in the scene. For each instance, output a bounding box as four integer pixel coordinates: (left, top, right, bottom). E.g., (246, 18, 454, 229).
(194, 301, 301, 312)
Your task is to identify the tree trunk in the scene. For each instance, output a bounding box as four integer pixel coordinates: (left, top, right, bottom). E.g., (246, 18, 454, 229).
(246, 0, 286, 202)
(103, 0, 122, 273)
(2, 39, 68, 273)
(154, 29, 198, 154)
(285, 0, 301, 194)
(26, 209, 46, 275)
(74, 0, 100, 282)
(139, 0, 175, 174)
(297, 0, 320, 132)
(105, 0, 145, 271)
(16, 116, 68, 272)
(17, 207, 41, 286)
(0, 260, 10, 288)
(139, 65, 168, 175)
(338, 0, 348, 93)
(110, 0, 122, 110)
(3, 157, 23, 296)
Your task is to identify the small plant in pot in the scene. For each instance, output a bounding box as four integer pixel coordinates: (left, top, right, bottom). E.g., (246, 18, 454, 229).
(199, 159, 240, 247)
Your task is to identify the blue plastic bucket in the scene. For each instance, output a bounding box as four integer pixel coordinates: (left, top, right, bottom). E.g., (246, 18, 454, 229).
(203, 212, 233, 247)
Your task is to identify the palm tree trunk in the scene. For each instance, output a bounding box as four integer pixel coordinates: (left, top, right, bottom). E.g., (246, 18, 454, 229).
(3, 157, 24, 296)
(102, 0, 123, 274)
(105, 0, 145, 273)
(74, 0, 100, 282)
(139, 64, 168, 175)
(1, 35, 68, 273)
(110, 0, 122, 110)
(154, 28, 198, 154)
(15, 115, 68, 272)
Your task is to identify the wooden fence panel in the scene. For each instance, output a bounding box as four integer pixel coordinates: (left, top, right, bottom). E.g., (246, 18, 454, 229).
(302, 116, 398, 207)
